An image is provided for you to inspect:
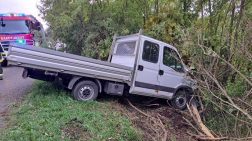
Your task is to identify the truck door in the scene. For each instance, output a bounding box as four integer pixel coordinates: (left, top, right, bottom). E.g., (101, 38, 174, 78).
(130, 40, 160, 96)
(157, 46, 185, 99)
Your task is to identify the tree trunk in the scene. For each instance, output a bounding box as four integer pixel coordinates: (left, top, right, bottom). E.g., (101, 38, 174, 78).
(234, 0, 245, 45)
(231, 67, 239, 83)
(183, 0, 187, 22)
(220, 1, 232, 44)
(215, 13, 220, 35)
(107, 0, 111, 18)
(229, 0, 236, 36)
(145, 0, 149, 20)
(200, 0, 204, 69)
(222, 0, 236, 86)
(201, 0, 204, 45)
(230, 0, 246, 83)
(97, 0, 102, 9)
(154, 0, 158, 15)
(208, 0, 214, 50)
(209, 0, 212, 33)
(184, 0, 187, 13)
(214, 0, 226, 35)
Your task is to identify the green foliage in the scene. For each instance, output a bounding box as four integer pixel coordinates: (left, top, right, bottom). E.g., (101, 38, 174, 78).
(204, 101, 252, 138)
(226, 75, 252, 98)
(36, 0, 252, 138)
(38, 0, 144, 60)
(144, 1, 183, 43)
(32, 30, 47, 48)
(81, 18, 118, 59)
(0, 81, 140, 141)
(57, 47, 65, 52)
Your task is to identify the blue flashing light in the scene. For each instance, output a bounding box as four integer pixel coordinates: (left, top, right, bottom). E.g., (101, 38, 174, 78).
(16, 14, 25, 17)
(0, 13, 25, 17)
(17, 40, 26, 44)
(0, 14, 8, 17)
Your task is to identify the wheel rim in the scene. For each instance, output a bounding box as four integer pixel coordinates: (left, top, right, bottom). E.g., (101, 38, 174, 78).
(175, 95, 187, 108)
(78, 85, 94, 100)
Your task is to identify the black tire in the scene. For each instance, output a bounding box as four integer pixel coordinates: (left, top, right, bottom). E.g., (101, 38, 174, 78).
(171, 90, 190, 110)
(72, 80, 99, 101)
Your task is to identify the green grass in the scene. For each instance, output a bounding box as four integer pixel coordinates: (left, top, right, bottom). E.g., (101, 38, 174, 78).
(0, 81, 140, 141)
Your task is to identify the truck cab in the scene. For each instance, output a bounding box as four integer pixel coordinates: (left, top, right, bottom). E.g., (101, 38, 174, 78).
(0, 13, 45, 66)
(111, 35, 196, 102)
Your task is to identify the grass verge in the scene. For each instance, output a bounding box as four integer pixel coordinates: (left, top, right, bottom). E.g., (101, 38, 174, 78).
(0, 81, 140, 141)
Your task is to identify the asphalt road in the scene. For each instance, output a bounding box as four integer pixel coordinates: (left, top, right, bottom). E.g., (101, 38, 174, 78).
(0, 66, 34, 130)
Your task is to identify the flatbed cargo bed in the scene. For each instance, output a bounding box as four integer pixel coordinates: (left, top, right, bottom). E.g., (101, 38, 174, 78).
(7, 44, 133, 84)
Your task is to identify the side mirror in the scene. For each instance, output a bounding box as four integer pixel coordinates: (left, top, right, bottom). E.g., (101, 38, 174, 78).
(0, 18, 5, 27)
(35, 22, 40, 26)
(35, 22, 41, 31)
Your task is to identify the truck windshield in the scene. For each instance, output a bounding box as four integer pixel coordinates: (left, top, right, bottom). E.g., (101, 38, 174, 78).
(0, 20, 31, 34)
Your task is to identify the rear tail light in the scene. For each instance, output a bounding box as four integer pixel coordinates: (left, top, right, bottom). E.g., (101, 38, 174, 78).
(22, 69, 28, 79)
(22, 69, 25, 77)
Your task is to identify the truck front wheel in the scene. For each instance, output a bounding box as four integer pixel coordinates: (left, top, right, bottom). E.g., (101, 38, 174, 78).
(72, 80, 99, 101)
(171, 90, 190, 110)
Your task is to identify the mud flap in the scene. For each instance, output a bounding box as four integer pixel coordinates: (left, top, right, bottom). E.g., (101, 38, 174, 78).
(22, 69, 28, 79)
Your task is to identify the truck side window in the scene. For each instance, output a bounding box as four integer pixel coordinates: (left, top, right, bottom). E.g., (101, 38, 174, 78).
(163, 47, 183, 72)
(142, 41, 159, 63)
(116, 41, 136, 55)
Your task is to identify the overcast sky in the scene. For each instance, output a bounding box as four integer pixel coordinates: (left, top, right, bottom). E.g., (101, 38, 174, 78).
(1, 0, 48, 30)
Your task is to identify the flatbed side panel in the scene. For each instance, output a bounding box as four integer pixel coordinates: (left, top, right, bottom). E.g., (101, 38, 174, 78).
(8, 61, 128, 83)
(9, 44, 132, 71)
(7, 45, 133, 84)
(11, 48, 131, 76)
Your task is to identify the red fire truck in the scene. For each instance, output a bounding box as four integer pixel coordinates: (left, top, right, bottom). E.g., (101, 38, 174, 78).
(0, 13, 45, 66)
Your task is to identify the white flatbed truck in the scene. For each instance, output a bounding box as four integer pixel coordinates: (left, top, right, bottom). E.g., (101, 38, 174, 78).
(7, 30, 197, 110)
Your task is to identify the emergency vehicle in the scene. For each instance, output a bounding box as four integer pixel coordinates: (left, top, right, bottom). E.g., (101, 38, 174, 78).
(0, 13, 45, 66)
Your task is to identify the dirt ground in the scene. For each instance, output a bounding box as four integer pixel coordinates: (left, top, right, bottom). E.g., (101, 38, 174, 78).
(97, 94, 196, 141)
(60, 94, 195, 141)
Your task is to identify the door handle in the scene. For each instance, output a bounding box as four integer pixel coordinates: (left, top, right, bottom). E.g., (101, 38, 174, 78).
(138, 65, 144, 71)
(159, 70, 164, 75)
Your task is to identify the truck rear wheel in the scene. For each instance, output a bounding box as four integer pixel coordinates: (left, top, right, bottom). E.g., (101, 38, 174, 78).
(72, 80, 99, 101)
